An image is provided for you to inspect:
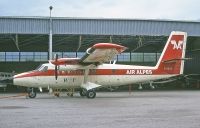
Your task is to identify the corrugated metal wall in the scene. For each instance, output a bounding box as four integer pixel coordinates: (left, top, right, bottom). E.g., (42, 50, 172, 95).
(0, 17, 49, 34)
(0, 17, 200, 36)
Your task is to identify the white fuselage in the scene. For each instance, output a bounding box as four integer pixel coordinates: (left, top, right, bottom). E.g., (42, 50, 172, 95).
(14, 63, 176, 89)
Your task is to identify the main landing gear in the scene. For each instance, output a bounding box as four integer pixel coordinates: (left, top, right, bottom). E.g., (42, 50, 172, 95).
(80, 89, 96, 99)
(26, 88, 96, 99)
(27, 88, 37, 98)
(79, 89, 87, 97)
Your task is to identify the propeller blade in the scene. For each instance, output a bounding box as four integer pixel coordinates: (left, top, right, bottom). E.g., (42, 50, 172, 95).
(55, 65, 58, 80)
(54, 54, 58, 80)
(54, 54, 58, 63)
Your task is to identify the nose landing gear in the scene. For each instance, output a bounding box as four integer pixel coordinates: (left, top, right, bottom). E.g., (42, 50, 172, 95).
(27, 88, 36, 98)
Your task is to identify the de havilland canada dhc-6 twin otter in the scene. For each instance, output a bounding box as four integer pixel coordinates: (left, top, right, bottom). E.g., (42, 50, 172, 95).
(13, 31, 187, 99)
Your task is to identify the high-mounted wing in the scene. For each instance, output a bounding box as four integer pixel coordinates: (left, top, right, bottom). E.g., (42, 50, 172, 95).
(49, 43, 127, 81)
(80, 43, 127, 64)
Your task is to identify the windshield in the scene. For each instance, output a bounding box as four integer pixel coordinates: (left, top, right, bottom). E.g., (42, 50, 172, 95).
(35, 64, 42, 71)
(35, 64, 48, 72)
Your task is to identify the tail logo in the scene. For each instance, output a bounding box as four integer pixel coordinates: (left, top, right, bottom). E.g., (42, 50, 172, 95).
(171, 40, 183, 50)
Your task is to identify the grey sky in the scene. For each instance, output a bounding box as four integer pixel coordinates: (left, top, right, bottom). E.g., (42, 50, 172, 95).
(0, 0, 199, 20)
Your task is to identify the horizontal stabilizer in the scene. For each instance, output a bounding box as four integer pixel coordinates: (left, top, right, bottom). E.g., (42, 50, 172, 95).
(162, 58, 192, 64)
(81, 82, 102, 91)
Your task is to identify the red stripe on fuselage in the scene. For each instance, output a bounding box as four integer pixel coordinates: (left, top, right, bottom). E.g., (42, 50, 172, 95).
(14, 68, 176, 79)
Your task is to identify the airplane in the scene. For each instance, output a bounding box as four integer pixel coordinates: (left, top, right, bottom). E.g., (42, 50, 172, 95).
(13, 31, 187, 99)
(0, 72, 15, 91)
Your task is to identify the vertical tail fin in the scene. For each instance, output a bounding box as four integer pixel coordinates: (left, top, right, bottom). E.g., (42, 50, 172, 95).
(155, 31, 187, 75)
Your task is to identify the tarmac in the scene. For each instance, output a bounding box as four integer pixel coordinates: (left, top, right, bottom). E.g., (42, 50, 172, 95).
(0, 91, 200, 128)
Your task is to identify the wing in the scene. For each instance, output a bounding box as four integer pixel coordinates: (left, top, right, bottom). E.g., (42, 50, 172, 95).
(80, 43, 127, 64)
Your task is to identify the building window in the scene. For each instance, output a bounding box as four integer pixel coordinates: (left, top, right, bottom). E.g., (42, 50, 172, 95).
(77, 52, 85, 58)
(20, 52, 34, 62)
(0, 52, 5, 62)
(6, 52, 19, 62)
(118, 53, 130, 62)
(34, 52, 48, 62)
(63, 52, 76, 58)
(52, 52, 62, 59)
(144, 53, 156, 62)
(131, 53, 143, 62)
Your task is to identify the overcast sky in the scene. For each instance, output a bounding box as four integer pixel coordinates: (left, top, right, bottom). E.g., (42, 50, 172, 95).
(0, 0, 199, 20)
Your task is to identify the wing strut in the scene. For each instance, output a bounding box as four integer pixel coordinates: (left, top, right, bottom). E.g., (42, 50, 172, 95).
(81, 65, 102, 91)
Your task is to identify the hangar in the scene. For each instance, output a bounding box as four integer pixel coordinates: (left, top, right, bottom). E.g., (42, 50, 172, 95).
(0, 16, 200, 84)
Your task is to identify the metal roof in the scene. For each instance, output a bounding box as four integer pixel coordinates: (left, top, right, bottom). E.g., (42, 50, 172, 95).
(0, 16, 200, 53)
(0, 16, 200, 36)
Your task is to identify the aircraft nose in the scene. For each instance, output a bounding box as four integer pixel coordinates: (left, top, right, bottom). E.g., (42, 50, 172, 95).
(13, 72, 36, 87)
(13, 74, 25, 86)
(13, 76, 19, 86)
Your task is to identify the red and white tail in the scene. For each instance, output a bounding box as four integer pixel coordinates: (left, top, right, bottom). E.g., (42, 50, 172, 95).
(155, 31, 187, 75)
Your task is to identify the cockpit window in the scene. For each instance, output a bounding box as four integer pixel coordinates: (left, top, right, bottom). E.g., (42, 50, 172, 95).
(35, 64, 42, 71)
(41, 66, 48, 72)
(35, 65, 48, 72)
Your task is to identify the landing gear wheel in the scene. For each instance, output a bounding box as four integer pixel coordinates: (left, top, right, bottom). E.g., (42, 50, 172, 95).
(28, 91, 36, 98)
(80, 89, 87, 97)
(27, 88, 36, 98)
(86, 90, 96, 99)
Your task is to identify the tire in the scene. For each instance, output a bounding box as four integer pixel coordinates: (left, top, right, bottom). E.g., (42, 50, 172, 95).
(80, 89, 87, 97)
(28, 91, 36, 98)
(27, 88, 36, 98)
(86, 90, 96, 99)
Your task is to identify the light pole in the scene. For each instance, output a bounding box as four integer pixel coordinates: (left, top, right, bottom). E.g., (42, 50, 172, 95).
(49, 6, 53, 60)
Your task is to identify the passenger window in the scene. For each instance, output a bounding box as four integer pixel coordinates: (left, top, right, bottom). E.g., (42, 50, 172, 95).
(38, 66, 48, 72)
(112, 69, 116, 74)
(90, 69, 96, 75)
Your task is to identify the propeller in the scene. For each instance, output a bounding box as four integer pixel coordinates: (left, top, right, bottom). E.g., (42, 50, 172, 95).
(54, 54, 58, 80)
